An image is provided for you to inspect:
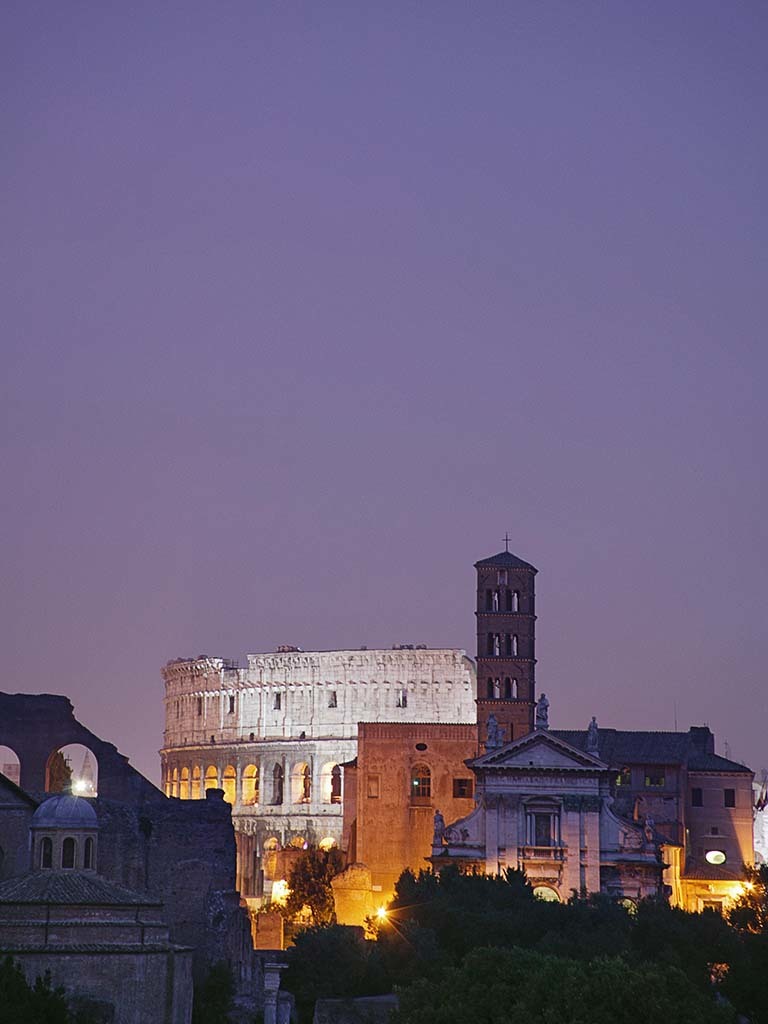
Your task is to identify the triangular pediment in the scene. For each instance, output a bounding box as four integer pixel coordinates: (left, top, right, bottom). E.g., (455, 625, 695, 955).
(471, 730, 608, 772)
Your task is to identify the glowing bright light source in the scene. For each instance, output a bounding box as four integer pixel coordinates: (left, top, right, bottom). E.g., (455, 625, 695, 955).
(376, 906, 387, 921)
(705, 850, 726, 865)
(271, 879, 290, 906)
(72, 779, 87, 794)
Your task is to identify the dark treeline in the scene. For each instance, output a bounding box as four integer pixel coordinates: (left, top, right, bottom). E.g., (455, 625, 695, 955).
(283, 864, 768, 1024)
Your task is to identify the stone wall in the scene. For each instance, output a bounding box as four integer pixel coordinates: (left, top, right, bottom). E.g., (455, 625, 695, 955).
(10, 949, 193, 1024)
(347, 722, 478, 898)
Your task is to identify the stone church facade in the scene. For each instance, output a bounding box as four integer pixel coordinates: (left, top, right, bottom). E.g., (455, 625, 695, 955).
(161, 647, 476, 898)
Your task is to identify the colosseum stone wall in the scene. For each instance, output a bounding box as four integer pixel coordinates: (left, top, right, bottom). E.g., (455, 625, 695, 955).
(160, 647, 476, 900)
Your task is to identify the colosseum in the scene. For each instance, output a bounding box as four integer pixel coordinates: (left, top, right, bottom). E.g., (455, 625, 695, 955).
(160, 645, 476, 901)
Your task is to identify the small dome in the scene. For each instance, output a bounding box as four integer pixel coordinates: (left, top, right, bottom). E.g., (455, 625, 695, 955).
(31, 794, 97, 829)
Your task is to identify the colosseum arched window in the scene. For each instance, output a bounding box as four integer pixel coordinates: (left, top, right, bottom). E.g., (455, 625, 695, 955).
(222, 766, 236, 804)
(242, 765, 259, 805)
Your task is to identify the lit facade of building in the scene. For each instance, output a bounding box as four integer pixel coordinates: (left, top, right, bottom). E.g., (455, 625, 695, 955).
(160, 647, 476, 898)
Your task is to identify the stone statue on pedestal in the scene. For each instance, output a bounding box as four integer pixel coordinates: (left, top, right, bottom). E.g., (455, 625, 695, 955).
(586, 715, 599, 755)
(535, 693, 549, 730)
(432, 809, 446, 848)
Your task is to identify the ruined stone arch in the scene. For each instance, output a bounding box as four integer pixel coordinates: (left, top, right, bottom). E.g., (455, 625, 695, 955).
(179, 766, 190, 800)
(204, 765, 218, 792)
(45, 743, 98, 797)
(0, 745, 21, 787)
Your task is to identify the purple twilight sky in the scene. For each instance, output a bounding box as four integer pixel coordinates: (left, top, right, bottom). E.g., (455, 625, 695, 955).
(2, 2, 766, 785)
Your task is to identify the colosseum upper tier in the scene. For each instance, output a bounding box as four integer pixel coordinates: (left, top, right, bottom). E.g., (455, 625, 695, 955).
(160, 646, 476, 898)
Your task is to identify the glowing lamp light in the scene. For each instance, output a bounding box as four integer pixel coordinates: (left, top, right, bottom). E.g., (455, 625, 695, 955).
(271, 879, 290, 906)
(705, 850, 726, 865)
(72, 779, 87, 794)
(376, 906, 388, 921)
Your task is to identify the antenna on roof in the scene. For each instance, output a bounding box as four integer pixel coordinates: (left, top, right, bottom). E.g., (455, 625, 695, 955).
(673, 700, 678, 732)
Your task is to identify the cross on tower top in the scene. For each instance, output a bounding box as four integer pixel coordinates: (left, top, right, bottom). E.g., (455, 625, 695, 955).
(503, 532, 511, 552)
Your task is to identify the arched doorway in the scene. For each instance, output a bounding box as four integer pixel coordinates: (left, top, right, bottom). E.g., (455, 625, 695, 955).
(46, 744, 98, 796)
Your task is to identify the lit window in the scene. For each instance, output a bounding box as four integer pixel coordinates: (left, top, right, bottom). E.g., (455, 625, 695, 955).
(411, 764, 431, 804)
(724, 789, 735, 808)
(616, 768, 631, 787)
(645, 770, 665, 788)
(533, 885, 560, 902)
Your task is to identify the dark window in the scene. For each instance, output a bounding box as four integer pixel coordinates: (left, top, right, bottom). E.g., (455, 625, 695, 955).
(534, 813, 552, 847)
(331, 765, 342, 804)
(505, 589, 513, 612)
(485, 589, 493, 611)
(645, 770, 665, 788)
(84, 837, 93, 869)
(396, 690, 408, 708)
(197, 697, 202, 716)
(272, 764, 284, 804)
(328, 690, 337, 708)
(411, 765, 431, 804)
(249, 732, 255, 741)
(41, 837, 53, 869)
(505, 634, 512, 656)
(453, 778, 473, 798)
(487, 633, 494, 656)
(691, 787, 703, 806)
(487, 678, 494, 698)
(273, 693, 281, 711)
(62, 837, 76, 869)
(711, 826, 719, 836)
(503, 677, 511, 698)
(228, 695, 235, 714)
(301, 765, 311, 802)
(210, 734, 215, 744)
(724, 789, 736, 808)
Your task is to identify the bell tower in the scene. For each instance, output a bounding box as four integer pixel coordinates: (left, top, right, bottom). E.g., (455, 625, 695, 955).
(475, 544, 537, 746)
